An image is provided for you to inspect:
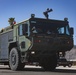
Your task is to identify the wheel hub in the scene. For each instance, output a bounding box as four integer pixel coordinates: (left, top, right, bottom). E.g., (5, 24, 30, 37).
(11, 53, 16, 65)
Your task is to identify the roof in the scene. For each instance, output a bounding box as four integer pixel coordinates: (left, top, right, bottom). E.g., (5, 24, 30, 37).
(29, 17, 68, 25)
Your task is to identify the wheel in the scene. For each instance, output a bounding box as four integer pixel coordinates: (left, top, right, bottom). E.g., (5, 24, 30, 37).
(68, 64, 72, 67)
(40, 55, 57, 71)
(63, 65, 66, 67)
(9, 47, 25, 71)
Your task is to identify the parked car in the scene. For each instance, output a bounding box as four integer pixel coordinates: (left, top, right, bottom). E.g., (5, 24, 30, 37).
(57, 58, 73, 67)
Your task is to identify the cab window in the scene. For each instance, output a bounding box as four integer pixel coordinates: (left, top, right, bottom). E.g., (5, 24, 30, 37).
(18, 24, 28, 36)
(19, 25, 23, 35)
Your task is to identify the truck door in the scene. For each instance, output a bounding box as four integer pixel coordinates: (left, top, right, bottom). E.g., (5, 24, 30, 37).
(18, 23, 29, 52)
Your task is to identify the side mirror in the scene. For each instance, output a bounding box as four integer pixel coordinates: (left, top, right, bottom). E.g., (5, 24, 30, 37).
(70, 27, 74, 35)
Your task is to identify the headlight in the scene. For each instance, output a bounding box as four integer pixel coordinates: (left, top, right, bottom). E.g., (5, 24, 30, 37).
(31, 51, 35, 54)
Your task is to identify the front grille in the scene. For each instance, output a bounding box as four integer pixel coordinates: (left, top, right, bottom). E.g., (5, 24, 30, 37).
(30, 36, 73, 52)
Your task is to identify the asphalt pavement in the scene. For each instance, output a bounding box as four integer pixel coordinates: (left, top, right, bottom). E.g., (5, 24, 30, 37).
(0, 65, 76, 75)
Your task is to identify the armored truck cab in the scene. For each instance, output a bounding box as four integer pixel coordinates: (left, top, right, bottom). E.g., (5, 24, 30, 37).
(0, 16, 74, 71)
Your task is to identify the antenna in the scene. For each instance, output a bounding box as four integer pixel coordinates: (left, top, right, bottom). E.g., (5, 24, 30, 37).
(43, 8, 53, 19)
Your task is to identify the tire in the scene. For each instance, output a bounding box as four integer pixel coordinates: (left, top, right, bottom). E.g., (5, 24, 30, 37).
(68, 64, 72, 67)
(63, 65, 66, 67)
(40, 55, 57, 71)
(9, 47, 25, 71)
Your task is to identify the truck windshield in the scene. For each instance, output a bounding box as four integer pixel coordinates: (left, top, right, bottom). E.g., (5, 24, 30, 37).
(30, 20, 70, 35)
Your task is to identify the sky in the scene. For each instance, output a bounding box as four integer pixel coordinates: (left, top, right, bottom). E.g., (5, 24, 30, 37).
(0, 0, 76, 45)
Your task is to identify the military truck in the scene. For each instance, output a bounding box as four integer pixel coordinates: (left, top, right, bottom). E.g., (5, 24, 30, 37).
(0, 13, 74, 71)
